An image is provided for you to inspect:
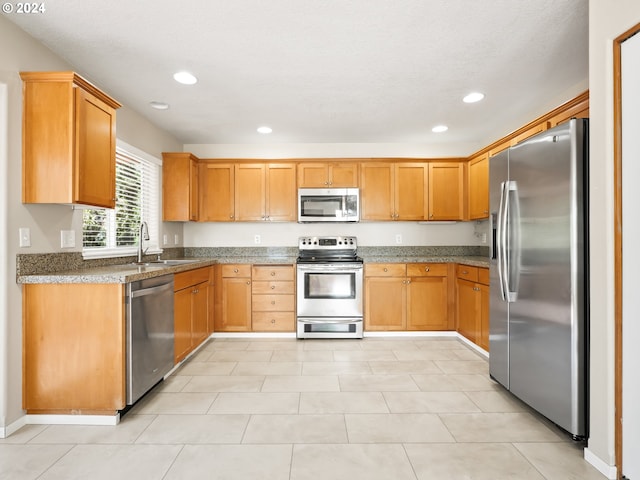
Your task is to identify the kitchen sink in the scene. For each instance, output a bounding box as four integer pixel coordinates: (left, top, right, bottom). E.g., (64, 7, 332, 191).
(132, 259, 203, 267)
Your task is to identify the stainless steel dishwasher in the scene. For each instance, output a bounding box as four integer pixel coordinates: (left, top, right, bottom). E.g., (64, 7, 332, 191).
(126, 274, 174, 405)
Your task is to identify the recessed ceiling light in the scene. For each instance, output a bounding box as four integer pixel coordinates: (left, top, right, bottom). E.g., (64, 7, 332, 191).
(463, 92, 485, 103)
(432, 125, 448, 133)
(173, 71, 198, 85)
(257, 126, 273, 134)
(149, 101, 170, 110)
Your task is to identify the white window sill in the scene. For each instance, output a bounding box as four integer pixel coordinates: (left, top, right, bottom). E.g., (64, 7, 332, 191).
(82, 246, 162, 260)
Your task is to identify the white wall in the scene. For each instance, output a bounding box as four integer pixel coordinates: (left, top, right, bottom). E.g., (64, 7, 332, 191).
(588, 1, 640, 476)
(185, 220, 479, 248)
(0, 16, 182, 433)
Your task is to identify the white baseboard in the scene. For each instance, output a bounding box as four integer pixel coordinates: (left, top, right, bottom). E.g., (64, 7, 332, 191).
(456, 334, 490, 358)
(364, 331, 458, 338)
(0, 415, 27, 439)
(211, 332, 296, 339)
(584, 448, 617, 479)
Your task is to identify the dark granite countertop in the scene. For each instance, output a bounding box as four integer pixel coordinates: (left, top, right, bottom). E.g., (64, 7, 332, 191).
(16, 246, 488, 284)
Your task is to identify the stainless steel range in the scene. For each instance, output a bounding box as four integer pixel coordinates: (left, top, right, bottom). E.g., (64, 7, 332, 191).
(296, 236, 364, 339)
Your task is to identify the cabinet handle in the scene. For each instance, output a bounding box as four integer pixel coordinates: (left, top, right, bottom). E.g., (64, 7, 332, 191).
(424, 266, 430, 272)
(383, 268, 388, 272)
(247, 281, 251, 285)
(462, 270, 468, 275)
(234, 268, 239, 273)
(271, 301, 276, 305)
(230, 214, 234, 219)
(271, 319, 276, 324)
(271, 285, 276, 290)
(271, 272, 276, 276)
(430, 214, 434, 219)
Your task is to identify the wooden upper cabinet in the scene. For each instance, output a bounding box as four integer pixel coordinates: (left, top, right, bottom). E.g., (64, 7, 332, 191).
(468, 153, 489, 220)
(235, 163, 296, 222)
(360, 162, 395, 220)
(360, 162, 428, 221)
(429, 162, 464, 221)
(162, 152, 199, 221)
(21, 71, 121, 207)
(266, 164, 297, 221)
(549, 97, 589, 127)
(200, 163, 235, 221)
(510, 121, 549, 146)
(297, 162, 359, 187)
(395, 163, 429, 220)
(235, 164, 266, 221)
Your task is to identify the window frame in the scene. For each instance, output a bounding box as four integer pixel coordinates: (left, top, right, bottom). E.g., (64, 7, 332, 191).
(82, 139, 162, 260)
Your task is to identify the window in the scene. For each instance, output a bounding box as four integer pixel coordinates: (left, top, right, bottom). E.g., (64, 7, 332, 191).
(82, 140, 161, 258)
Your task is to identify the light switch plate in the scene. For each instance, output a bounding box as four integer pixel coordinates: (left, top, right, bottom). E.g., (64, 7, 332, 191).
(163, 234, 168, 245)
(174, 234, 179, 245)
(61, 230, 75, 248)
(19, 227, 31, 248)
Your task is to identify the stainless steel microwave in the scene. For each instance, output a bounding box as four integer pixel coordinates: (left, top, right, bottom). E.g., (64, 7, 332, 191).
(298, 188, 360, 223)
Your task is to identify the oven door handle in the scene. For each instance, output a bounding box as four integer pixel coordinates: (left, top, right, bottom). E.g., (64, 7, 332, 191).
(297, 264, 363, 272)
(298, 318, 363, 324)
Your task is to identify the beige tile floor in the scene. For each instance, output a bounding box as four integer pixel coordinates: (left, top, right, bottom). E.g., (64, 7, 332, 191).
(0, 336, 606, 479)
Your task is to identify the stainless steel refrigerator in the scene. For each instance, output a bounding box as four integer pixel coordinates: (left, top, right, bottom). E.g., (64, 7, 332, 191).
(489, 118, 588, 439)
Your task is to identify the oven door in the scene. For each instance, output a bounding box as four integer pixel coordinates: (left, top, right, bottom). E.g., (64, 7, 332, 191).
(296, 263, 363, 318)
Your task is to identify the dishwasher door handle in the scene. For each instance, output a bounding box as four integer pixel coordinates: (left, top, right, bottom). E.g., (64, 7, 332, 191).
(130, 282, 173, 298)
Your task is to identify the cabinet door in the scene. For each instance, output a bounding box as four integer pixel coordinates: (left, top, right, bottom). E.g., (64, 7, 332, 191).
(235, 164, 265, 221)
(329, 163, 359, 187)
(406, 276, 449, 330)
(429, 162, 464, 220)
(163, 153, 199, 222)
(174, 287, 193, 363)
(457, 279, 479, 343)
(365, 276, 406, 330)
(361, 163, 394, 220)
(200, 163, 235, 221)
(220, 277, 252, 331)
(74, 87, 117, 208)
(192, 281, 209, 347)
(298, 163, 329, 187)
(395, 163, 428, 220)
(468, 154, 489, 220)
(266, 164, 296, 221)
(479, 283, 490, 351)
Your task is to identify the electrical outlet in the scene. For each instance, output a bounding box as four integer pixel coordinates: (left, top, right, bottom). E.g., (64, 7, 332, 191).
(174, 234, 179, 245)
(19, 227, 31, 248)
(60, 230, 75, 248)
(163, 234, 168, 245)
(254, 234, 261, 245)
(395, 234, 402, 244)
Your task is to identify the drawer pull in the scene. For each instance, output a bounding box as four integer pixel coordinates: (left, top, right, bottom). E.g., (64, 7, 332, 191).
(383, 268, 388, 272)
(462, 270, 468, 275)
(271, 319, 276, 324)
(271, 285, 275, 290)
(271, 301, 276, 305)
(234, 268, 239, 273)
(246, 281, 251, 285)
(425, 266, 430, 272)
(270, 271, 276, 276)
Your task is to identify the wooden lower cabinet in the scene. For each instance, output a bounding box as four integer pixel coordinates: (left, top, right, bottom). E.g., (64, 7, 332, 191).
(215, 264, 252, 332)
(22, 283, 126, 414)
(252, 265, 296, 332)
(364, 263, 451, 331)
(173, 267, 212, 363)
(456, 265, 490, 350)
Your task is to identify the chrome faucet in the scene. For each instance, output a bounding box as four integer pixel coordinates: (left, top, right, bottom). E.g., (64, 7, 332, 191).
(138, 221, 149, 263)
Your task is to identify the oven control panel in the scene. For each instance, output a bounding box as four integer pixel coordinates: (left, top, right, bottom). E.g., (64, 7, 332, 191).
(298, 236, 357, 250)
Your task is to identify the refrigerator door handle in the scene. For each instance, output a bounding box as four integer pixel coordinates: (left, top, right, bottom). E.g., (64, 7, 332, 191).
(497, 181, 508, 301)
(506, 180, 520, 302)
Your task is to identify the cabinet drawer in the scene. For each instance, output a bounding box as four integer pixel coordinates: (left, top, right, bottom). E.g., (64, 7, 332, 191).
(252, 265, 294, 281)
(252, 312, 295, 332)
(221, 264, 252, 278)
(174, 267, 211, 291)
(456, 265, 479, 282)
(406, 263, 448, 277)
(252, 294, 295, 312)
(478, 268, 490, 285)
(252, 281, 294, 295)
(365, 263, 406, 277)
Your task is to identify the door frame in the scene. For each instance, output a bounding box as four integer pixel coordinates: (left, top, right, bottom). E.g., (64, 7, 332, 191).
(613, 21, 640, 480)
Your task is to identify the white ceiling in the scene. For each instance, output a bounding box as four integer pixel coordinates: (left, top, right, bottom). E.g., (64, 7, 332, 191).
(8, 0, 588, 155)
